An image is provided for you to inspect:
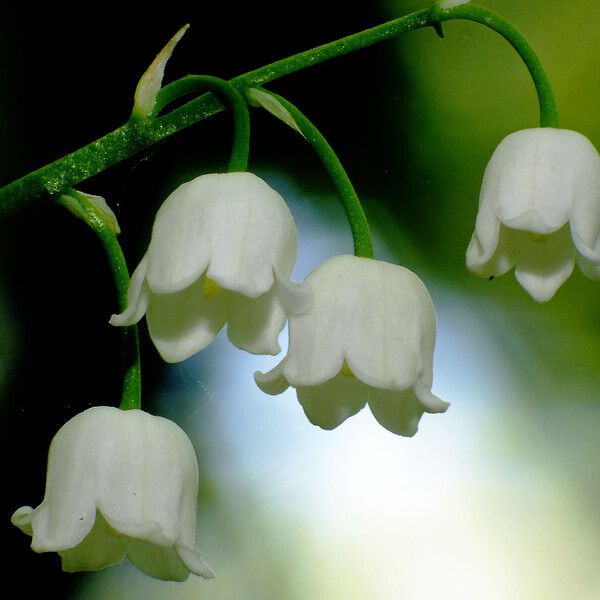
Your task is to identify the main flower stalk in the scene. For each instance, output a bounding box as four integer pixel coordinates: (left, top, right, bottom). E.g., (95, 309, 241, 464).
(0, 2, 556, 216)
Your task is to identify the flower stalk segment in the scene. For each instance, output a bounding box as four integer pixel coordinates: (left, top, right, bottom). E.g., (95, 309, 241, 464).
(155, 75, 251, 172)
(247, 88, 374, 259)
(57, 189, 141, 410)
(432, 1, 559, 127)
(0, 2, 555, 215)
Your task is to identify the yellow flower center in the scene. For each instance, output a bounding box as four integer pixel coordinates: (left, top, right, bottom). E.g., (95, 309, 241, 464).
(202, 276, 222, 298)
(340, 359, 354, 377)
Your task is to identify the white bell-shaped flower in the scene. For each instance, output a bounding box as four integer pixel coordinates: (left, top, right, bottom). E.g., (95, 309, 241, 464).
(110, 172, 310, 362)
(255, 255, 448, 436)
(11, 406, 213, 582)
(466, 128, 600, 302)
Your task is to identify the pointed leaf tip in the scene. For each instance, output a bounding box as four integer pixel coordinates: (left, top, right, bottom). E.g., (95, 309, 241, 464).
(58, 190, 121, 235)
(133, 24, 190, 118)
(246, 88, 305, 137)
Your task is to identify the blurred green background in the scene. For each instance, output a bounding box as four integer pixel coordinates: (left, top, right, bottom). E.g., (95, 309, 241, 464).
(1, 1, 600, 598)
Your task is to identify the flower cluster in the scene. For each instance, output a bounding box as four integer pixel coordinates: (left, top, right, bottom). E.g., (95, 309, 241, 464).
(13, 169, 450, 581)
(110, 173, 449, 436)
(15, 123, 600, 581)
(11, 29, 450, 583)
(9, 7, 600, 592)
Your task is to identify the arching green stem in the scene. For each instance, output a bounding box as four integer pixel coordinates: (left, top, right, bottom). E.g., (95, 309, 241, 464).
(432, 2, 559, 127)
(249, 88, 374, 259)
(154, 75, 250, 172)
(57, 190, 141, 410)
(0, 2, 557, 215)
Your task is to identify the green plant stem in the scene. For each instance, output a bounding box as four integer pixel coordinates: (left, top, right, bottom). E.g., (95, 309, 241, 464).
(58, 190, 142, 410)
(433, 3, 559, 127)
(154, 75, 250, 172)
(254, 90, 374, 258)
(0, 2, 557, 215)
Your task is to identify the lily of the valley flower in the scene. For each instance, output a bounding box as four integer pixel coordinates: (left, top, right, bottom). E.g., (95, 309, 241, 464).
(11, 406, 213, 582)
(466, 128, 600, 302)
(255, 255, 449, 436)
(110, 172, 310, 363)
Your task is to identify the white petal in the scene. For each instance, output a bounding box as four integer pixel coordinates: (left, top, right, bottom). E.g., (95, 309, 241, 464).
(467, 224, 521, 279)
(176, 543, 215, 579)
(514, 225, 575, 302)
(369, 376, 449, 437)
(571, 226, 600, 265)
(11, 506, 34, 537)
(368, 387, 428, 437)
(146, 276, 228, 363)
(59, 511, 124, 573)
(100, 410, 200, 548)
(254, 365, 290, 396)
(145, 172, 298, 297)
(566, 132, 600, 246)
(274, 272, 313, 315)
(465, 200, 502, 274)
(296, 374, 367, 430)
(413, 380, 450, 413)
(568, 133, 600, 271)
(576, 252, 600, 281)
(226, 287, 285, 355)
(372, 369, 449, 437)
(124, 538, 191, 582)
(483, 129, 587, 232)
(344, 260, 434, 391)
(297, 374, 447, 436)
(109, 254, 150, 327)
